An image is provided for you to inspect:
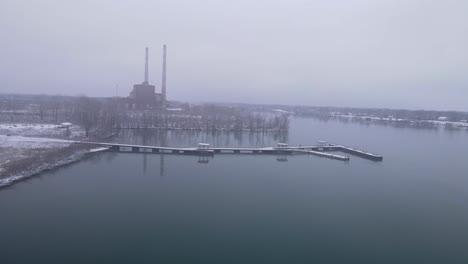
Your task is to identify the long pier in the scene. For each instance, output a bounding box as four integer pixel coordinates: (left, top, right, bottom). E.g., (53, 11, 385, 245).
(78, 141, 382, 162)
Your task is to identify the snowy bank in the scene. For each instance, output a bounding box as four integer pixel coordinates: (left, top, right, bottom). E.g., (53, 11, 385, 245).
(0, 147, 87, 188)
(0, 135, 73, 149)
(0, 123, 84, 138)
(0, 135, 105, 189)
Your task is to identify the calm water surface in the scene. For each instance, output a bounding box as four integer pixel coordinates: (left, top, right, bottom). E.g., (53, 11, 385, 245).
(1, 118, 468, 263)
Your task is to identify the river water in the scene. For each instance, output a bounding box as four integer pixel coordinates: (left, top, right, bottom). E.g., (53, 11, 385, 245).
(1, 117, 468, 263)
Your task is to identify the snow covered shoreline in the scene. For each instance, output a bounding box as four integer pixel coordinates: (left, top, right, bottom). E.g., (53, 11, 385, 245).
(0, 148, 85, 188)
(0, 124, 107, 189)
(0, 144, 108, 189)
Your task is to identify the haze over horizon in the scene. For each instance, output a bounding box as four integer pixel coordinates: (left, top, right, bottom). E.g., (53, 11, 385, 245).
(1, 0, 467, 111)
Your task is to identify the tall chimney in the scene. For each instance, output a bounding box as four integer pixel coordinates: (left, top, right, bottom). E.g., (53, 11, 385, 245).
(161, 44, 167, 108)
(144, 47, 149, 84)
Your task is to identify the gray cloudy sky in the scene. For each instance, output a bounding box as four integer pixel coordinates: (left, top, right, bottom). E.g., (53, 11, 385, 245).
(1, 0, 467, 110)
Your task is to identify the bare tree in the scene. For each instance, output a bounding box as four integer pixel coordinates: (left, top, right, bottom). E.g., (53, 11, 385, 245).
(75, 96, 101, 137)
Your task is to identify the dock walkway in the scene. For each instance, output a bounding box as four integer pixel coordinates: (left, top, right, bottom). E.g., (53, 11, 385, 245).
(285, 144, 383, 161)
(77, 141, 382, 162)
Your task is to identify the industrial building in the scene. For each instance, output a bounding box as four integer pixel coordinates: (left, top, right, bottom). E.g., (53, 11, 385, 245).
(127, 46, 167, 110)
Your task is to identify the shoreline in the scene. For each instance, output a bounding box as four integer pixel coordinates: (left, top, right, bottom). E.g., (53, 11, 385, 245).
(0, 145, 106, 189)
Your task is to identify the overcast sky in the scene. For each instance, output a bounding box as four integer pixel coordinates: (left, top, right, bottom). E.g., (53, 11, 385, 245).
(1, 0, 467, 110)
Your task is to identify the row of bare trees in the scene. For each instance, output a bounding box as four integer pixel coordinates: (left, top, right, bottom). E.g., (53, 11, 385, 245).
(114, 111, 289, 132)
(0, 95, 290, 136)
(0, 95, 104, 137)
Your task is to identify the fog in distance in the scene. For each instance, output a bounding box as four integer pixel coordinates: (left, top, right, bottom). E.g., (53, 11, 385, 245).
(1, 0, 467, 110)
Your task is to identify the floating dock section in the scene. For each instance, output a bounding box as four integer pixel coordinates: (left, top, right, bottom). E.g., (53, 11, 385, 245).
(290, 149, 349, 161)
(286, 143, 383, 161)
(79, 142, 214, 156)
(333, 145, 383, 161)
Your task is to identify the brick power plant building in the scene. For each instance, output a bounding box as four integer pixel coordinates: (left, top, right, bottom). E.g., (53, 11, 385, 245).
(127, 45, 167, 110)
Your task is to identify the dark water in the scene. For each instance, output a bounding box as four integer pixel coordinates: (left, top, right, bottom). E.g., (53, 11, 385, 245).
(1, 118, 468, 264)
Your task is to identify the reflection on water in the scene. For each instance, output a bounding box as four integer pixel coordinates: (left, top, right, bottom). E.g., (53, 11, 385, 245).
(276, 154, 288, 162)
(113, 129, 288, 148)
(3, 117, 468, 264)
(198, 156, 211, 164)
(107, 129, 288, 175)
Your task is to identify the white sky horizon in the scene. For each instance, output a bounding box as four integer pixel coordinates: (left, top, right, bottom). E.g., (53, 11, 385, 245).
(1, 0, 467, 111)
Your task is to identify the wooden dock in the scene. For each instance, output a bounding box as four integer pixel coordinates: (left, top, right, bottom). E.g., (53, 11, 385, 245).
(333, 145, 383, 161)
(77, 141, 382, 162)
(289, 149, 350, 161)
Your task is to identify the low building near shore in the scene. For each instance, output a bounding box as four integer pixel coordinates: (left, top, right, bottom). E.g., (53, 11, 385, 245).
(58, 122, 72, 128)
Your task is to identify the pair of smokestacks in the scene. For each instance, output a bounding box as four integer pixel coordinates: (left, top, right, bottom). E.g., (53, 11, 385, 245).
(143, 45, 166, 107)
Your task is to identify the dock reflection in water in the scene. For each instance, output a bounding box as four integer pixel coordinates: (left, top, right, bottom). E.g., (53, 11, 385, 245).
(112, 129, 288, 176)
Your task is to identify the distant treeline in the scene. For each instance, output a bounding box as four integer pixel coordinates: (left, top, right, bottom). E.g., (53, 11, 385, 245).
(187, 102, 468, 122)
(0, 94, 290, 137)
(288, 106, 468, 122)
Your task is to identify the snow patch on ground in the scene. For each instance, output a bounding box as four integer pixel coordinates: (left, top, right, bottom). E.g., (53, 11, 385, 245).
(0, 135, 73, 149)
(89, 147, 110, 153)
(0, 123, 84, 138)
(0, 123, 97, 189)
(0, 148, 90, 188)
